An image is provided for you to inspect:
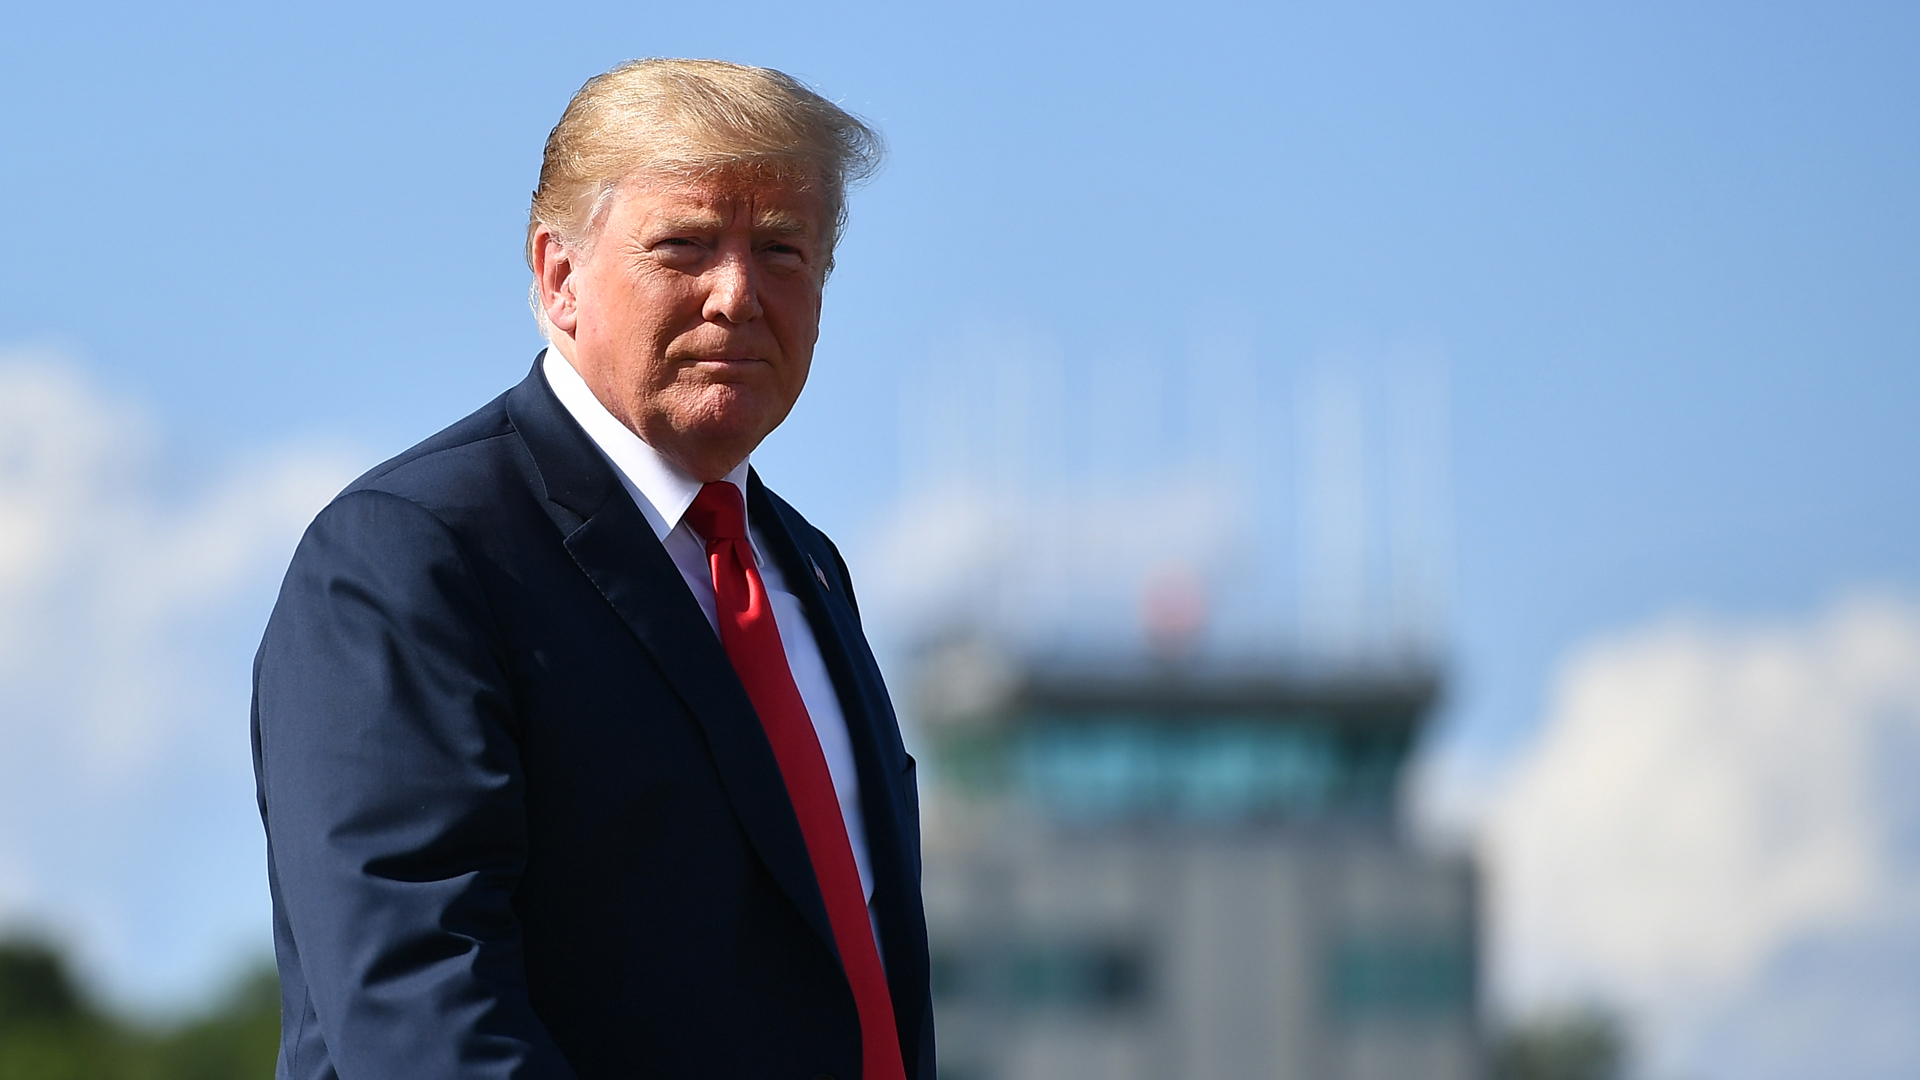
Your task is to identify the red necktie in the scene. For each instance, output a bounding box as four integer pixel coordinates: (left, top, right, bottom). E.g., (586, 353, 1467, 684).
(684, 482, 906, 1080)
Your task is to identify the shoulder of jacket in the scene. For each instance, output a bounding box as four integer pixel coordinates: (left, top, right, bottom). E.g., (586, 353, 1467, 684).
(335, 394, 529, 512)
(349, 390, 514, 482)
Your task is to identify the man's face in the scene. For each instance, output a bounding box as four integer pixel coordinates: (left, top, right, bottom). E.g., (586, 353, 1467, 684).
(542, 170, 826, 481)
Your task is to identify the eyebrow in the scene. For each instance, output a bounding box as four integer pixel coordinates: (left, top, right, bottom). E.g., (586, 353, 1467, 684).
(753, 209, 813, 238)
(652, 211, 726, 234)
(649, 209, 814, 239)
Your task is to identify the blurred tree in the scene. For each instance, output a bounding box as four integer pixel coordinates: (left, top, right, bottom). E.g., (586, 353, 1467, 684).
(141, 965, 280, 1080)
(0, 938, 123, 1080)
(1491, 1009, 1627, 1080)
(0, 937, 277, 1080)
(0, 940, 88, 1027)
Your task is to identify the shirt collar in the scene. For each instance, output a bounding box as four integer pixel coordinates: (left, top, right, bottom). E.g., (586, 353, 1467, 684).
(541, 346, 751, 541)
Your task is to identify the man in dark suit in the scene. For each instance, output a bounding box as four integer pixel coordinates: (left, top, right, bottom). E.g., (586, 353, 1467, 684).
(251, 59, 929, 1080)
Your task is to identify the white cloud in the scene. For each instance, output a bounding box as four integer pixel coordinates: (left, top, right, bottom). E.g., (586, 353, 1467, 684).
(870, 336, 1448, 667)
(0, 349, 358, 1007)
(1481, 593, 1920, 1079)
(859, 478, 1248, 655)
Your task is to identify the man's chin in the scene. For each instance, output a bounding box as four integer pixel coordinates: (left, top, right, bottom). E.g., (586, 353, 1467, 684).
(644, 417, 774, 476)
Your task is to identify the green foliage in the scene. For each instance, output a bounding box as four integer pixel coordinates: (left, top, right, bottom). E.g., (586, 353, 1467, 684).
(0, 941, 89, 1028)
(0, 938, 278, 1080)
(1491, 1009, 1628, 1080)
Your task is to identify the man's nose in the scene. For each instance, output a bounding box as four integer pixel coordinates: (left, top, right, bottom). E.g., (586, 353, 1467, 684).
(701, 249, 763, 325)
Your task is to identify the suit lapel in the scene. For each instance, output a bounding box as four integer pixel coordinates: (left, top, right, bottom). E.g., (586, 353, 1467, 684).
(749, 473, 933, 1065)
(503, 360, 836, 956)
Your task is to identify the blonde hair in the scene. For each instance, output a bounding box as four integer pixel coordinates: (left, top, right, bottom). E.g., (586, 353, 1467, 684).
(526, 58, 883, 329)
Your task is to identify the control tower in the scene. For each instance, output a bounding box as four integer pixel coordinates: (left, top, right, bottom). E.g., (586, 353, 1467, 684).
(913, 639, 1479, 1080)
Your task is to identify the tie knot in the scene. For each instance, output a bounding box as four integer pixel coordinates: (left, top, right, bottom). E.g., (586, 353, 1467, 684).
(686, 481, 747, 542)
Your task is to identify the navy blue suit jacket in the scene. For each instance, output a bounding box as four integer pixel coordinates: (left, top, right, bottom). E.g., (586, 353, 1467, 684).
(251, 358, 932, 1080)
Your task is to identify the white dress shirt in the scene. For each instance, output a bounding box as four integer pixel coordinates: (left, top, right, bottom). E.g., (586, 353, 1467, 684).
(541, 349, 877, 919)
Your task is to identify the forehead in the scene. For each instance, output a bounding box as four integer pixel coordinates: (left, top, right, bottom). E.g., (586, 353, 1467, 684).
(613, 168, 823, 233)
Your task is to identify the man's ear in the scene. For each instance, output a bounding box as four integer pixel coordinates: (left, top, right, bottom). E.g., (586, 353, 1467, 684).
(531, 226, 581, 335)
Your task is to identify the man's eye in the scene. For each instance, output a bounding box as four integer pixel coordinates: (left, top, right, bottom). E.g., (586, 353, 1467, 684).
(652, 238, 706, 263)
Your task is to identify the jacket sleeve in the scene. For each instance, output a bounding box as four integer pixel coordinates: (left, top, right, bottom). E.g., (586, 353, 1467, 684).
(253, 488, 578, 1080)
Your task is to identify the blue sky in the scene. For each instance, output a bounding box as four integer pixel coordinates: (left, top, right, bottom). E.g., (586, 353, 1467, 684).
(8, 0, 1913, 748)
(2, 0, 1917, 1067)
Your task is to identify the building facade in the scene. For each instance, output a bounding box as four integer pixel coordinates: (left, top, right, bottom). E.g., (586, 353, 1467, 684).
(914, 641, 1480, 1080)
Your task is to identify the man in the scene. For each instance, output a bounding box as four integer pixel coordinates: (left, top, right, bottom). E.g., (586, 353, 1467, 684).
(251, 59, 930, 1080)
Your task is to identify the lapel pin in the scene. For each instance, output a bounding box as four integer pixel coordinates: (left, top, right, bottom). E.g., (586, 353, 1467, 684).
(809, 555, 832, 592)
